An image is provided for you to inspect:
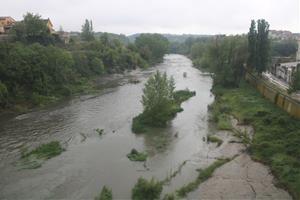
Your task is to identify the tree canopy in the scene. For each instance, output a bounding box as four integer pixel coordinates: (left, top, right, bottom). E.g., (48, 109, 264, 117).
(81, 19, 95, 41)
(12, 13, 54, 45)
(135, 34, 169, 64)
(247, 19, 270, 74)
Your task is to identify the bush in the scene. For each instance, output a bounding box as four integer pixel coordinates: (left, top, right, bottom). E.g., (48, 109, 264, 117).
(132, 71, 195, 133)
(127, 148, 147, 162)
(132, 177, 163, 200)
(95, 186, 112, 200)
(22, 141, 64, 159)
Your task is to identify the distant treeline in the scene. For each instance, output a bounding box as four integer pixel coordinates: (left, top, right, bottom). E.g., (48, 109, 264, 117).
(0, 13, 169, 110)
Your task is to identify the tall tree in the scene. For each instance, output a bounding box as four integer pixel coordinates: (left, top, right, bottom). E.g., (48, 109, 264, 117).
(247, 20, 257, 69)
(81, 19, 94, 41)
(247, 19, 270, 74)
(256, 19, 270, 73)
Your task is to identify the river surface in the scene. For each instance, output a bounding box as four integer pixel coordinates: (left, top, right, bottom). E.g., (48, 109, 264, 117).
(0, 54, 215, 199)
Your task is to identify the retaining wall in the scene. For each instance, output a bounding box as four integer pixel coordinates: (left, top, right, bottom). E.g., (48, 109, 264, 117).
(245, 71, 300, 119)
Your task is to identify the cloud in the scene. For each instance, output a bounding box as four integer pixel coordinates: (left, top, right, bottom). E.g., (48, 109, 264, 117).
(1, 0, 299, 35)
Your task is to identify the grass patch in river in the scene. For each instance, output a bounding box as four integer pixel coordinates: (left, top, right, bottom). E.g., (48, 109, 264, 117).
(207, 135, 223, 147)
(132, 177, 163, 200)
(211, 82, 300, 199)
(161, 160, 188, 184)
(18, 141, 64, 169)
(95, 186, 112, 200)
(175, 158, 231, 197)
(127, 148, 148, 161)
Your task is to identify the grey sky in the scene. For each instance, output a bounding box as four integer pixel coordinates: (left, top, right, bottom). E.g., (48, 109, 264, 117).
(1, 0, 299, 35)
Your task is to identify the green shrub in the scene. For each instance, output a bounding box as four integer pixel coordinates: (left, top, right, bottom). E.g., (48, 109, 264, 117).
(127, 148, 147, 162)
(95, 186, 112, 200)
(22, 141, 64, 159)
(132, 177, 163, 200)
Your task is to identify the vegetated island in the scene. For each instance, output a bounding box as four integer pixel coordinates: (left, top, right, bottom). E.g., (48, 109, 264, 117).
(18, 141, 64, 169)
(132, 71, 195, 133)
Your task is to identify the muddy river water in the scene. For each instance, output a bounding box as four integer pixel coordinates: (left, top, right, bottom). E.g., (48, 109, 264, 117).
(0, 54, 291, 199)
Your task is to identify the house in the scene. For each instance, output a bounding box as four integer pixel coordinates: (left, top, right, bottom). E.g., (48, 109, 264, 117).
(273, 62, 300, 83)
(0, 16, 15, 34)
(42, 18, 55, 33)
(270, 38, 300, 84)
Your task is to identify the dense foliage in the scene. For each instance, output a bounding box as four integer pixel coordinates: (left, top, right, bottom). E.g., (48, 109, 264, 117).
(0, 13, 172, 110)
(189, 35, 248, 87)
(271, 39, 298, 57)
(247, 19, 270, 73)
(12, 13, 56, 45)
(81, 19, 95, 41)
(0, 42, 76, 107)
(131, 177, 163, 200)
(290, 68, 300, 92)
(135, 34, 169, 64)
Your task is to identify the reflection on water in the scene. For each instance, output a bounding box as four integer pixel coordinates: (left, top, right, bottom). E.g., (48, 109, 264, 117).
(0, 54, 214, 199)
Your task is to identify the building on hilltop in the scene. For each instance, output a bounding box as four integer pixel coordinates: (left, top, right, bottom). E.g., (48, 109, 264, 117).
(0, 16, 15, 34)
(269, 30, 295, 40)
(42, 18, 55, 34)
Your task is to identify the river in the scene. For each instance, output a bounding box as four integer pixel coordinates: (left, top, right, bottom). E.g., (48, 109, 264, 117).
(0, 54, 215, 199)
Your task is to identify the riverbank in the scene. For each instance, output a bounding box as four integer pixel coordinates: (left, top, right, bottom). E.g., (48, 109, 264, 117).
(0, 69, 145, 118)
(210, 81, 300, 199)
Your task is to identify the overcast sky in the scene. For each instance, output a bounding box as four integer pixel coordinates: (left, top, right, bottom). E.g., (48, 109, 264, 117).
(1, 0, 299, 35)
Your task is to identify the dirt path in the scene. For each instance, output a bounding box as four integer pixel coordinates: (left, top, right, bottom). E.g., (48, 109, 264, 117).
(188, 118, 292, 199)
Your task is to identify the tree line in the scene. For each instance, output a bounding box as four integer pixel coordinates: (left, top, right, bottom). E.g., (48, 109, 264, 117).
(0, 13, 169, 109)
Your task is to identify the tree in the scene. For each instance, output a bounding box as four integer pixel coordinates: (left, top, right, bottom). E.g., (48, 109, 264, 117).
(0, 81, 8, 107)
(290, 67, 300, 92)
(141, 71, 175, 125)
(131, 177, 162, 200)
(135, 34, 169, 64)
(247, 20, 257, 69)
(12, 13, 53, 44)
(256, 19, 270, 73)
(247, 19, 270, 74)
(81, 19, 94, 41)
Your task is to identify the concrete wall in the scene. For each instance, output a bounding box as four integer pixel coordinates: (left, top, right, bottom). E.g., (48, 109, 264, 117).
(245, 71, 300, 119)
